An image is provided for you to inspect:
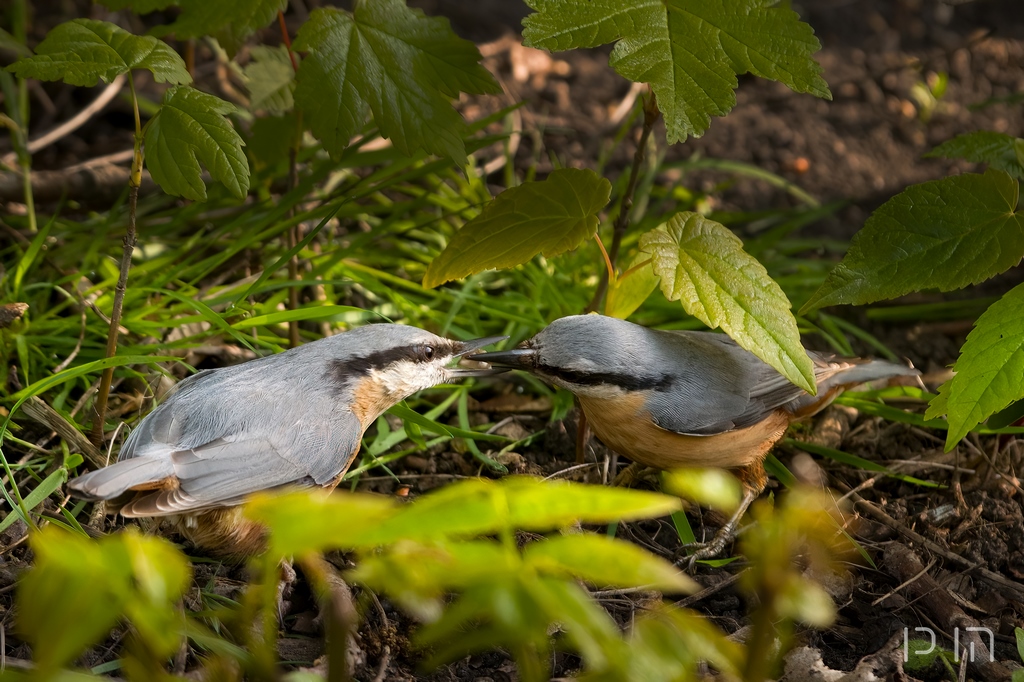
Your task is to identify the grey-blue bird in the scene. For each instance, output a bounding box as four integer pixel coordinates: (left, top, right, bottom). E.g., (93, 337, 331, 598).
(69, 324, 504, 556)
(472, 314, 919, 561)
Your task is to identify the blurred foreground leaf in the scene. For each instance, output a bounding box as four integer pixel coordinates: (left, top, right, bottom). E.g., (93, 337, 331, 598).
(17, 527, 190, 677)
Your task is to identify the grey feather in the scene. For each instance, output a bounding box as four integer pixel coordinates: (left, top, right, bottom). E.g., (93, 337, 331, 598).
(69, 323, 464, 515)
(528, 315, 918, 436)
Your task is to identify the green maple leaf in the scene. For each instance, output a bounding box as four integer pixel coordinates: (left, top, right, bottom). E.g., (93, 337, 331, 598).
(293, 0, 500, 163)
(6, 19, 190, 87)
(160, 0, 287, 55)
(926, 131, 1024, 180)
(423, 168, 611, 288)
(144, 86, 249, 201)
(640, 212, 816, 393)
(927, 283, 1024, 450)
(244, 45, 296, 115)
(802, 170, 1024, 312)
(523, 0, 830, 142)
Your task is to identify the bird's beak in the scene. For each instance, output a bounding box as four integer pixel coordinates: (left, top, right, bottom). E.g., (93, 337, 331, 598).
(465, 347, 537, 369)
(448, 336, 510, 377)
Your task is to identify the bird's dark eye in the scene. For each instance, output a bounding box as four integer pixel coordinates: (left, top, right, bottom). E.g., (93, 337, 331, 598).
(423, 346, 434, 360)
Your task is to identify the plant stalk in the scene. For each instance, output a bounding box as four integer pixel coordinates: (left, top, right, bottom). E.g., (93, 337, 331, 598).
(586, 91, 659, 313)
(90, 78, 142, 446)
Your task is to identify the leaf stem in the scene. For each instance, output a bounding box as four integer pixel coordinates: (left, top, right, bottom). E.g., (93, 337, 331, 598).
(91, 77, 142, 446)
(594, 233, 615, 285)
(587, 90, 659, 313)
(618, 257, 653, 282)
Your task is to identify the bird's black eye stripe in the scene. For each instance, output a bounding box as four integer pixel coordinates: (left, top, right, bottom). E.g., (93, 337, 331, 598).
(537, 363, 674, 391)
(328, 341, 455, 386)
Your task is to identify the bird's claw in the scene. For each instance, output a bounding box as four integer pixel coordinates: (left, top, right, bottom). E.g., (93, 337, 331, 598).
(677, 533, 733, 570)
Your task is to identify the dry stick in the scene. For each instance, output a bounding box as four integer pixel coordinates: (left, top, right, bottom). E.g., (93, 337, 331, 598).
(90, 78, 143, 446)
(586, 90, 659, 313)
(841, 484, 1024, 601)
(279, 10, 302, 348)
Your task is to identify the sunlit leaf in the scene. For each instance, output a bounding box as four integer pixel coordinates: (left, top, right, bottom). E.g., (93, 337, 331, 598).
(663, 468, 742, 514)
(641, 212, 816, 393)
(927, 131, 1024, 180)
(501, 477, 681, 529)
(16, 527, 190, 677)
(802, 170, 1024, 312)
(523, 534, 697, 592)
(144, 85, 250, 201)
(424, 169, 612, 288)
(244, 489, 399, 557)
(293, 0, 499, 162)
(776, 575, 836, 627)
(605, 252, 659, 319)
(523, 0, 829, 142)
(931, 282, 1024, 450)
(350, 540, 518, 620)
(6, 19, 190, 86)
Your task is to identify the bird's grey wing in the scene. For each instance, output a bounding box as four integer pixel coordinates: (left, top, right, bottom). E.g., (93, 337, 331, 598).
(86, 364, 364, 515)
(646, 332, 844, 435)
(118, 407, 364, 516)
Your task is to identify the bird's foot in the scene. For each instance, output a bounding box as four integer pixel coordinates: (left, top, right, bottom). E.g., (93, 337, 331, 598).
(611, 462, 660, 488)
(678, 530, 735, 571)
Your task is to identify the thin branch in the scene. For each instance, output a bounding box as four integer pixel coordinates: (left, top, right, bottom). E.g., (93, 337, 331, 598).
(90, 77, 142, 446)
(586, 90, 659, 313)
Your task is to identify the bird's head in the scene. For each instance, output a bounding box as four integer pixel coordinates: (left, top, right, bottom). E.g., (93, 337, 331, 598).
(325, 324, 507, 402)
(469, 315, 668, 398)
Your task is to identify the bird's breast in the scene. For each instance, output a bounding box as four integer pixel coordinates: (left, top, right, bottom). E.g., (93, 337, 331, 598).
(578, 393, 790, 470)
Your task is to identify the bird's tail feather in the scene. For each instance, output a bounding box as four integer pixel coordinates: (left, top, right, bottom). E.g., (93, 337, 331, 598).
(68, 457, 175, 500)
(822, 358, 920, 392)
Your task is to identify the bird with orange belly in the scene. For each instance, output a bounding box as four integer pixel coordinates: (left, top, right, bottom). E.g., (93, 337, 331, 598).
(69, 324, 505, 557)
(472, 314, 919, 562)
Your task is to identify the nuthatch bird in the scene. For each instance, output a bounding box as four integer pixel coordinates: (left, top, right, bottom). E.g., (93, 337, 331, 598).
(69, 324, 505, 557)
(472, 314, 919, 561)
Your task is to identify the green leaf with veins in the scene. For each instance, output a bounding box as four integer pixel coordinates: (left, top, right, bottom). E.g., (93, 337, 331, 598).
(640, 212, 816, 393)
(423, 168, 611, 288)
(5, 19, 190, 87)
(928, 283, 1024, 450)
(244, 45, 296, 115)
(144, 86, 249, 201)
(926, 131, 1024, 180)
(802, 170, 1024, 313)
(522, 0, 829, 142)
(293, 0, 500, 163)
(160, 0, 287, 55)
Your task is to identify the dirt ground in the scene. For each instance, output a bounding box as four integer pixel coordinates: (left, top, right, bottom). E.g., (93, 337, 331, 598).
(2, 0, 1024, 679)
